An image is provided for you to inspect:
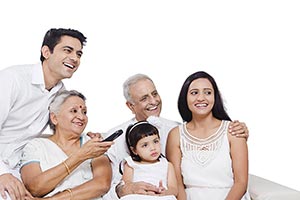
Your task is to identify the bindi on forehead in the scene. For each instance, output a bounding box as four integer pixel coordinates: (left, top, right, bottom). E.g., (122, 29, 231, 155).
(78, 105, 87, 109)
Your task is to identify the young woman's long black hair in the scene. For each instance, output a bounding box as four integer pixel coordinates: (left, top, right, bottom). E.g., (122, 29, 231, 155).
(178, 71, 231, 122)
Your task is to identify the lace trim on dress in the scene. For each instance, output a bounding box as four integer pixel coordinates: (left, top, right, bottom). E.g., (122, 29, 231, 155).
(180, 120, 228, 167)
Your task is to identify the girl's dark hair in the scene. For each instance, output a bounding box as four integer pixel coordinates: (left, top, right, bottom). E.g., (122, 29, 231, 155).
(178, 71, 231, 122)
(40, 28, 87, 62)
(125, 121, 160, 162)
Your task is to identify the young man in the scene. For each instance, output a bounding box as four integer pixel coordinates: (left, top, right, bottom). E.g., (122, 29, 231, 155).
(0, 28, 87, 200)
(103, 73, 249, 200)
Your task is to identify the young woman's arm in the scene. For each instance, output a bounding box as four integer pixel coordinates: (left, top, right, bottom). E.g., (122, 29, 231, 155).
(226, 133, 249, 200)
(166, 127, 186, 200)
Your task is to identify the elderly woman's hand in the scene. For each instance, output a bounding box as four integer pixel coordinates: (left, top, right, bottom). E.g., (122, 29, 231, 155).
(86, 131, 103, 139)
(77, 137, 113, 160)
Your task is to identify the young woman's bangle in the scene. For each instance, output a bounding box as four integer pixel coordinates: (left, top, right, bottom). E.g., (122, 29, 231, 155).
(65, 188, 73, 200)
(63, 160, 70, 175)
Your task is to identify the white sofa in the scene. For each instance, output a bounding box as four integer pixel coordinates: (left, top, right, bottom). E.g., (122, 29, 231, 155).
(249, 174, 300, 200)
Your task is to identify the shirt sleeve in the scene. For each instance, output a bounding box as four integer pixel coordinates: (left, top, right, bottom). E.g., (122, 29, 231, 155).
(104, 131, 124, 200)
(0, 69, 18, 129)
(106, 141, 118, 168)
(20, 139, 41, 168)
(0, 69, 18, 175)
(0, 159, 10, 176)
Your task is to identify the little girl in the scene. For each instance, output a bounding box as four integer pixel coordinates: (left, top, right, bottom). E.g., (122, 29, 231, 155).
(120, 121, 178, 200)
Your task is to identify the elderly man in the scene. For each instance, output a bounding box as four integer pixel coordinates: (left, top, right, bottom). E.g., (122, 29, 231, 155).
(102, 73, 249, 200)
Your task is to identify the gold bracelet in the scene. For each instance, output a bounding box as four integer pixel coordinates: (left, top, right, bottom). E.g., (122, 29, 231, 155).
(63, 160, 71, 175)
(65, 188, 73, 200)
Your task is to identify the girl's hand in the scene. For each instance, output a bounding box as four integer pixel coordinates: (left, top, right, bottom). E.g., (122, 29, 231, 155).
(157, 180, 166, 194)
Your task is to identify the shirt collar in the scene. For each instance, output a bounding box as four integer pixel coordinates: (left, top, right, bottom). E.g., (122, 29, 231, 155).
(31, 62, 64, 92)
(31, 62, 45, 85)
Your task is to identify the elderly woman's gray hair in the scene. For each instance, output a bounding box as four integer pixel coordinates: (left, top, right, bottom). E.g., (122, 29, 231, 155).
(48, 90, 86, 131)
(123, 73, 154, 103)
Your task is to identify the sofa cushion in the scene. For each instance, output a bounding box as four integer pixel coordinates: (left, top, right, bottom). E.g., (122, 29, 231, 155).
(249, 174, 300, 200)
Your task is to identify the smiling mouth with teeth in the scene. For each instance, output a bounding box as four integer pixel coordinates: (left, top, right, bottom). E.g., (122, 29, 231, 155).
(147, 106, 158, 111)
(64, 63, 74, 69)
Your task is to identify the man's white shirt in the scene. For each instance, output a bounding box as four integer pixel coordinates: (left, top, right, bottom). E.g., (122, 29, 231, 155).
(0, 63, 64, 174)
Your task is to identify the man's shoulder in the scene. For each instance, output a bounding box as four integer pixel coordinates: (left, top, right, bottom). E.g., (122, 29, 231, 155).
(0, 63, 37, 78)
(1, 63, 37, 71)
(148, 116, 180, 130)
(159, 117, 180, 125)
(106, 117, 180, 135)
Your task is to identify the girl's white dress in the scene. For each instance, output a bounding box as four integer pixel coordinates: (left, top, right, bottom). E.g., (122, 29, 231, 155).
(20, 134, 103, 199)
(180, 120, 251, 200)
(120, 156, 176, 200)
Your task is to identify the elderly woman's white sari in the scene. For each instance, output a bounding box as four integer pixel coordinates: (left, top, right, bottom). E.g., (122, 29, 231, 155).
(20, 133, 103, 199)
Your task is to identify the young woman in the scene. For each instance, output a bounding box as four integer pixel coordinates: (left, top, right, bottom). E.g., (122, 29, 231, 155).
(120, 121, 178, 200)
(167, 71, 251, 200)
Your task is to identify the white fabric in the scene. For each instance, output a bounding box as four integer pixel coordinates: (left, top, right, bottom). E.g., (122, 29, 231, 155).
(180, 120, 250, 200)
(124, 156, 169, 189)
(20, 134, 102, 199)
(120, 194, 176, 200)
(0, 191, 12, 200)
(0, 63, 64, 173)
(0, 161, 9, 175)
(0, 162, 21, 200)
(249, 174, 300, 200)
(120, 157, 175, 200)
(103, 116, 179, 200)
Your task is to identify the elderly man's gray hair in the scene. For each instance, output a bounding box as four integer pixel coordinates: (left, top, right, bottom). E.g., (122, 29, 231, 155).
(123, 74, 154, 103)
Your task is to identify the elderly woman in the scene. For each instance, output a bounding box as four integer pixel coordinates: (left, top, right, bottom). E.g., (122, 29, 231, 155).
(20, 90, 113, 199)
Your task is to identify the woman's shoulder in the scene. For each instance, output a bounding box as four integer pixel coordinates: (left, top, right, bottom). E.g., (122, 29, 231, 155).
(168, 125, 180, 139)
(27, 137, 51, 146)
(170, 124, 181, 133)
(22, 138, 53, 155)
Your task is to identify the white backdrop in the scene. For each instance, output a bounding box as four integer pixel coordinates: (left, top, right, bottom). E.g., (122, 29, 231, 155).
(1, 0, 299, 191)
